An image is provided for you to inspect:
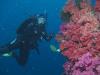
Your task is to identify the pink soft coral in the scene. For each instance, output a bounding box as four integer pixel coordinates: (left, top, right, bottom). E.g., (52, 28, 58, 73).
(63, 53, 100, 75)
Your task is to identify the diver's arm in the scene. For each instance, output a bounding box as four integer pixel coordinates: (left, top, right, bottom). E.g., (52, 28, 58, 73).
(41, 31, 53, 41)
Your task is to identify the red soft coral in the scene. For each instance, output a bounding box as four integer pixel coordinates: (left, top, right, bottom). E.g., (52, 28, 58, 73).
(57, 0, 100, 75)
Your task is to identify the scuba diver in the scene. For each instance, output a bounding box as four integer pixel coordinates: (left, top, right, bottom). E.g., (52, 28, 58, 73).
(0, 13, 53, 66)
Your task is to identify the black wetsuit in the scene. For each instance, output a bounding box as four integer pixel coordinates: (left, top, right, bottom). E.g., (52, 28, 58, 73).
(0, 16, 52, 66)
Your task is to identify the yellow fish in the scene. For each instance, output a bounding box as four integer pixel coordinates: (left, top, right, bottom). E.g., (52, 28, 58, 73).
(50, 45, 60, 53)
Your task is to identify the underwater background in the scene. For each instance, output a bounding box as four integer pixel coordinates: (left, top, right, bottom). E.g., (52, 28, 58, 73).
(0, 0, 67, 75)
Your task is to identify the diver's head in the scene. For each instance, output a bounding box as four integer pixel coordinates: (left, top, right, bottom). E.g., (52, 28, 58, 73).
(36, 13, 47, 25)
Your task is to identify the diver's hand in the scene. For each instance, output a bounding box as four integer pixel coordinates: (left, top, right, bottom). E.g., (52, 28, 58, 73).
(46, 33, 54, 41)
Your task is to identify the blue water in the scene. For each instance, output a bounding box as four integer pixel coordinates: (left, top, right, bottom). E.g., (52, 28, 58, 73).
(0, 0, 66, 75)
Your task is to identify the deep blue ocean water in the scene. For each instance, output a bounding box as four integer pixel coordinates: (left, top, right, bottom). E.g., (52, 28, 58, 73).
(0, 0, 66, 75)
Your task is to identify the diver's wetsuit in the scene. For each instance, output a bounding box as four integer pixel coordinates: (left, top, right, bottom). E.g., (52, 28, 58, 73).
(0, 14, 52, 66)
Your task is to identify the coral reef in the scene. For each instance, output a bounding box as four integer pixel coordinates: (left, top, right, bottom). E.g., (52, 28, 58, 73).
(56, 0, 100, 75)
